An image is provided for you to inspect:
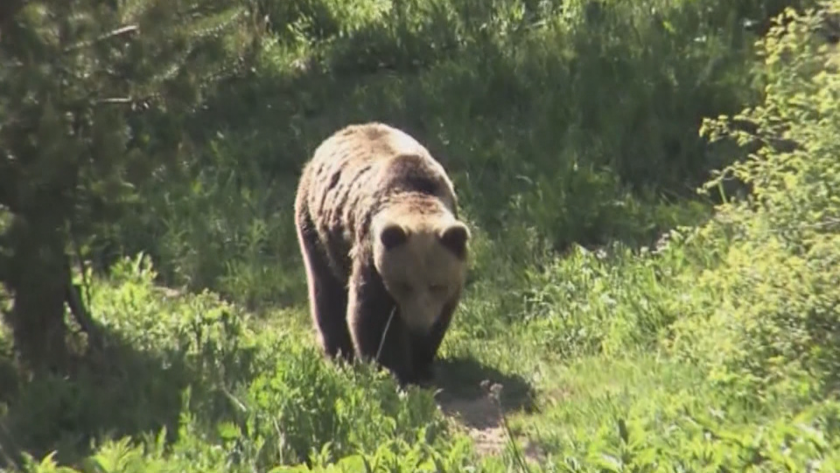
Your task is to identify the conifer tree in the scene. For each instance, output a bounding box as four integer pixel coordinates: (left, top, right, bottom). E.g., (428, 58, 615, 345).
(0, 0, 263, 370)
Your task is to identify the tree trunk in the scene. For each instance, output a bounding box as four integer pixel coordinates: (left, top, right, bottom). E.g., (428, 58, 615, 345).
(4, 213, 70, 372)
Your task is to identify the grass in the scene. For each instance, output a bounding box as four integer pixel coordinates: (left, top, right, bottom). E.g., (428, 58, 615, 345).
(4, 227, 840, 472)
(3, 0, 840, 471)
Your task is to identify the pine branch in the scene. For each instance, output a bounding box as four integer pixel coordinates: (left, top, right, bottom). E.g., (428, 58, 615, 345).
(146, 8, 250, 88)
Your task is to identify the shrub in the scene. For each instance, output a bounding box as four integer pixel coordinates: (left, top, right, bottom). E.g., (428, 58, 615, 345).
(670, 1, 840, 399)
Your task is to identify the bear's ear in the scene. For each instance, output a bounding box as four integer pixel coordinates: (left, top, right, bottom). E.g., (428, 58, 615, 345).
(379, 223, 409, 250)
(440, 222, 470, 259)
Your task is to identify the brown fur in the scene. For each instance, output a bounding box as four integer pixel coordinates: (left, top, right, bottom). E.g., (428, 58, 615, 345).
(294, 122, 470, 386)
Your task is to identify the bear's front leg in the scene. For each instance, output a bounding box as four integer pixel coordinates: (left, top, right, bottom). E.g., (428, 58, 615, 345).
(410, 295, 460, 387)
(346, 263, 415, 385)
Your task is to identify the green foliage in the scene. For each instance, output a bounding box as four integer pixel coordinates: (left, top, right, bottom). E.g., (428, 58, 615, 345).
(0, 0, 262, 367)
(103, 0, 775, 303)
(19, 434, 480, 473)
(519, 244, 675, 358)
(2, 256, 478, 471)
(511, 357, 840, 471)
(5, 0, 840, 472)
(0, 0, 260, 238)
(110, 147, 306, 309)
(670, 1, 840, 399)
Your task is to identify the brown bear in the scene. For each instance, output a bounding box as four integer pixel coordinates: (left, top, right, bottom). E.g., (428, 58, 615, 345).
(294, 122, 470, 386)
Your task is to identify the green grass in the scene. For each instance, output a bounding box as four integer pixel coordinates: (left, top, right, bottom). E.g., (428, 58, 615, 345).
(4, 227, 840, 472)
(507, 354, 840, 471)
(3, 0, 840, 471)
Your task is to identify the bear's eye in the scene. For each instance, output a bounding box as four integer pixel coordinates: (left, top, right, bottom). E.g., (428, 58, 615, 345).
(429, 284, 446, 294)
(397, 282, 413, 294)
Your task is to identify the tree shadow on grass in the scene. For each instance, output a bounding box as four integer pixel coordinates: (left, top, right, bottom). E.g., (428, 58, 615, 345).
(431, 356, 536, 415)
(0, 325, 243, 470)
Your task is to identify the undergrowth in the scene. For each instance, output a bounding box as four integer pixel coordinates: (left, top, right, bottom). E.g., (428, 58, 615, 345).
(3, 0, 840, 472)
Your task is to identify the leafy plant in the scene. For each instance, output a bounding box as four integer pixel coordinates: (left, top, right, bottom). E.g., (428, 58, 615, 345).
(0, 0, 263, 369)
(671, 1, 840, 398)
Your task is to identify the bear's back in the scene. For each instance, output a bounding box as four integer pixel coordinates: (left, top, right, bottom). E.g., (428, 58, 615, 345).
(311, 122, 432, 169)
(303, 123, 456, 206)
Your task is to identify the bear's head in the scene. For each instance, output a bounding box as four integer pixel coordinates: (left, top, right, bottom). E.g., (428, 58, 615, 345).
(372, 211, 470, 333)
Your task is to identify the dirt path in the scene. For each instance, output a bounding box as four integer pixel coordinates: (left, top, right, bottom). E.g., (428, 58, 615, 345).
(434, 381, 545, 463)
(437, 391, 508, 456)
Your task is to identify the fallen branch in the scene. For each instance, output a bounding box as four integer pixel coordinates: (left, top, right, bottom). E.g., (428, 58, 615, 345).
(63, 24, 139, 52)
